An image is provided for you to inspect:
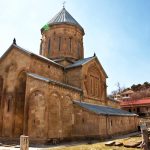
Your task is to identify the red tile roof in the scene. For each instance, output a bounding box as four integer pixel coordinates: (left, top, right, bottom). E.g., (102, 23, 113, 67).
(120, 98, 150, 107)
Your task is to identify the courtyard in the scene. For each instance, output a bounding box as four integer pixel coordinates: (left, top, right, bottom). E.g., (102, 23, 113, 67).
(0, 132, 143, 150)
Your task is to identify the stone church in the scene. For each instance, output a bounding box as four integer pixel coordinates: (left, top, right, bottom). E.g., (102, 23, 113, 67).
(0, 7, 138, 143)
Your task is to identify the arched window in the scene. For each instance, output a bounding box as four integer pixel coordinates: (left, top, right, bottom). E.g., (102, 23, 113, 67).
(110, 120, 113, 127)
(7, 95, 12, 112)
(59, 37, 61, 51)
(69, 38, 72, 52)
(86, 65, 102, 99)
(48, 38, 51, 57)
(89, 75, 100, 97)
(40, 39, 43, 55)
(0, 76, 3, 107)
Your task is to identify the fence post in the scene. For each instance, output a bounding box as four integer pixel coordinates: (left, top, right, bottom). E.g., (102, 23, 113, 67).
(141, 123, 149, 150)
(20, 135, 29, 150)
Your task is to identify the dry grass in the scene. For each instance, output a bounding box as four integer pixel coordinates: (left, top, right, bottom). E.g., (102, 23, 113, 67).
(53, 144, 139, 150)
(50, 136, 142, 150)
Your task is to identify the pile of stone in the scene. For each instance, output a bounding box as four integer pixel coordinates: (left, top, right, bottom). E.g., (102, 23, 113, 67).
(105, 140, 142, 148)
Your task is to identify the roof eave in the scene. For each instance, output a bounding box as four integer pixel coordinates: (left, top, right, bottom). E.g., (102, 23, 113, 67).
(0, 43, 64, 69)
(81, 56, 108, 78)
(73, 100, 137, 117)
(41, 23, 84, 35)
(94, 56, 108, 78)
(0, 44, 31, 62)
(73, 101, 137, 117)
(27, 72, 83, 93)
(65, 64, 82, 70)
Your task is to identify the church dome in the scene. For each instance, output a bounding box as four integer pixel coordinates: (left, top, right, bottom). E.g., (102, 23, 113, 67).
(40, 7, 85, 61)
(41, 7, 84, 34)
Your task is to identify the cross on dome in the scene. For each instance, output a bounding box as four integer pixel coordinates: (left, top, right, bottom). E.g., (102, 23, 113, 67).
(63, 1, 66, 8)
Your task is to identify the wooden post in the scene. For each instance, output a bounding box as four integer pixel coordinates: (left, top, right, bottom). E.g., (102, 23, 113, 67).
(20, 135, 29, 150)
(141, 123, 149, 150)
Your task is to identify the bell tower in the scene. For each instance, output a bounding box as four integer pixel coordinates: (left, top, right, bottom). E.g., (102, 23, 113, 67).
(40, 7, 85, 61)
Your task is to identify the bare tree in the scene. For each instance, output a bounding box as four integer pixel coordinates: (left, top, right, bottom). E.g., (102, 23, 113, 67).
(116, 82, 125, 94)
(109, 82, 125, 99)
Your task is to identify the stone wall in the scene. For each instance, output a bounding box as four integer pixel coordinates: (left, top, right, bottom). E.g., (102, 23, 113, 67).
(66, 67, 82, 88)
(0, 48, 31, 137)
(73, 105, 139, 139)
(107, 99, 121, 109)
(82, 98, 106, 106)
(30, 56, 64, 82)
(25, 74, 139, 141)
(0, 47, 139, 142)
(0, 47, 65, 138)
(25, 73, 139, 141)
(81, 58, 107, 105)
(25, 75, 81, 140)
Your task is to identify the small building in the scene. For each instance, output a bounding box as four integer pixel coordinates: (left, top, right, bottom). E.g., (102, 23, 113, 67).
(121, 98, 150, 117)
(113, 94, 122, 101)
(113, 90, 134, 101)
(121, 90, 134, 100)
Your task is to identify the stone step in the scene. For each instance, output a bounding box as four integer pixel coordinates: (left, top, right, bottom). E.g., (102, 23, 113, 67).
(124, 141, 142, 148)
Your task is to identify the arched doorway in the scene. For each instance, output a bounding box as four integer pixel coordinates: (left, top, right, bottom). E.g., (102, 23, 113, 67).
(14, 71, 26, 137)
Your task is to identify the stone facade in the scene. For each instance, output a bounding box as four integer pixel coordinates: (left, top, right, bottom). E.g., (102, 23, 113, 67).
(0, 7, 139, 143)
(73, 105, 138, 138)
(40, 24, 84, 61)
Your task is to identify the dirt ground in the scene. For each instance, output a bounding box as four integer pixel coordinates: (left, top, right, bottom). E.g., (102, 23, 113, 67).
(0, 132, 143, 150)
(52, 137, 141, 150)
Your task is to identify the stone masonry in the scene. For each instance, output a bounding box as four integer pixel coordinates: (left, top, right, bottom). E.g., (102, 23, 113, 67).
(0, 7, 139, 143)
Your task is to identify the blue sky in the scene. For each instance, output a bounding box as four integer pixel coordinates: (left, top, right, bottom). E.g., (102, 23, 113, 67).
(0, 0, 150, 94)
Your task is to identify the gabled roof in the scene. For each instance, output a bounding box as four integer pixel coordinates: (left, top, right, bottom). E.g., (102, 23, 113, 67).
(53, 57, 75, 63)
(42, 8, 84, 33)
(27, 72, 82, 92)
(65, 56, 94, 69)
(74, 100, 137, 116)
(122, 90, 134, 95)
(120, 98, 150, 107)
(0, 44, 63, 68)
(65, 56, 108, 78)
